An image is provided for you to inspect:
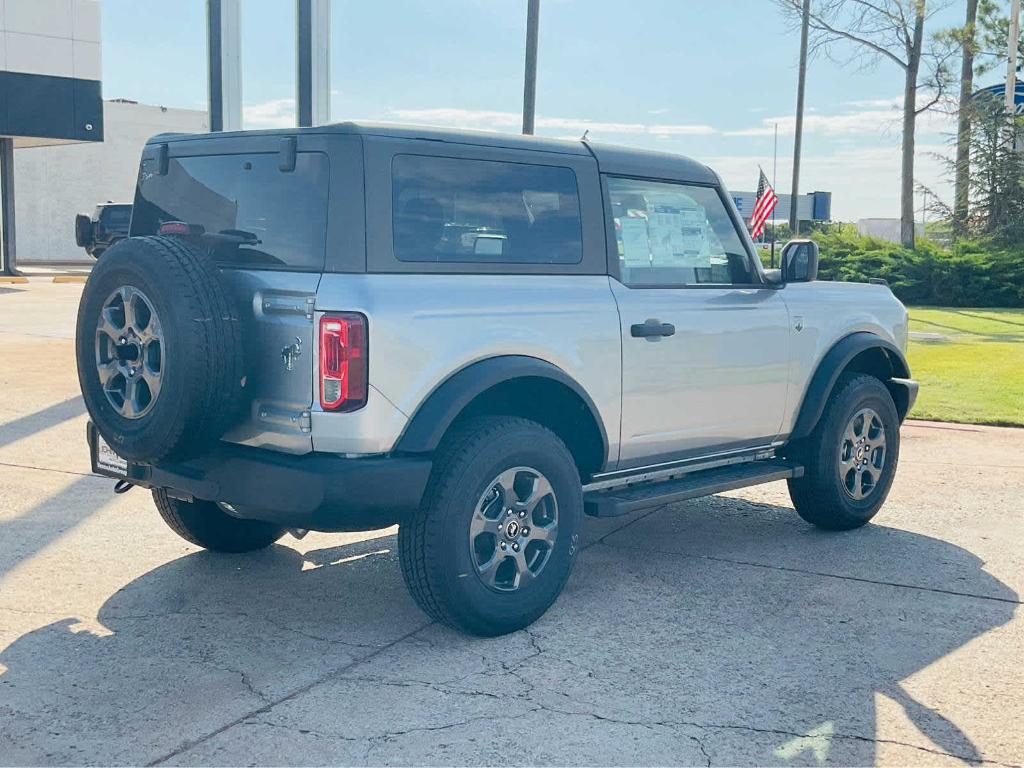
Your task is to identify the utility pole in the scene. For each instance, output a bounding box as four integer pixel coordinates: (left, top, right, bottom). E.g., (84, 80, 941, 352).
(771, 123, 778, 267)
(297, 0, 331, 127)
(207, 0, 242, 132)
(789, 0, 811, 236)
(1009, 0, 1022, 113)
(1009, 0, 1022, 150)
(522, 0, 540, 135)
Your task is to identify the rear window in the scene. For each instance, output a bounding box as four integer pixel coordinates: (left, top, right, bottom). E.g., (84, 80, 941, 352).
(132, 151, 329, 270)
(392, 154, 582, 265)
(99, 206, 131, 229)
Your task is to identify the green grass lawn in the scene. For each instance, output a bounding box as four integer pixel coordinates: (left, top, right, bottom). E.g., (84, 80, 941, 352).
(906, 307, 1024, 427)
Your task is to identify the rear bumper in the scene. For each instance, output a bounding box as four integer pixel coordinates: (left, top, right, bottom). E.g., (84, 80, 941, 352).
(87, 423, 431, 531)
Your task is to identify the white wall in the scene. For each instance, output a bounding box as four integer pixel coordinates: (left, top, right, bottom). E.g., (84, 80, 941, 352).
(856, 219, 924, 245)
(1, 0, 101, 80)
(14, 100, 208, 263)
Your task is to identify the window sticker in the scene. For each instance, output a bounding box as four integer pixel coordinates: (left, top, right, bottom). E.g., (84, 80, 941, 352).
(646, 199, 712, 269)
(619, 217, 651, 266)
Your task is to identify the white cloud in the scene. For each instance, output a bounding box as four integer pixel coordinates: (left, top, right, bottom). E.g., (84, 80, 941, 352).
(844, 96, 902, 109)
(384, 107, 715, 139)
(726, 101, 954, 138)
(243, 98, 295, 129)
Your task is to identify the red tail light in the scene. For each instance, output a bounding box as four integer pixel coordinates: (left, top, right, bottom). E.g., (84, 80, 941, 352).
(320, 313, 368, 412)
(157, 221, 191, 235)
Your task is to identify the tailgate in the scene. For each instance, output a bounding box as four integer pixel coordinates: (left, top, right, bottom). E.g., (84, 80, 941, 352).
(220, 270, 320, 454)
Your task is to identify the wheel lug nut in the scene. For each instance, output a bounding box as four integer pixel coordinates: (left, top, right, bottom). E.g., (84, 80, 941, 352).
(506, 509, 513, 516)
(497, 524, 503, 531)
(522, 527, 530, 536)
(512, 543, 519, 552)
(519, 510, 526, 517)
(500, 542, 507, 550)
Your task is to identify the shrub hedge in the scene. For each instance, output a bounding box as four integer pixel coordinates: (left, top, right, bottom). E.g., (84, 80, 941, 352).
(760, 228, 1024, 307)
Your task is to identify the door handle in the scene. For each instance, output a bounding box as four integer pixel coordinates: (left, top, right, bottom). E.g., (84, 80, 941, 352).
(631, 320, 676, 339)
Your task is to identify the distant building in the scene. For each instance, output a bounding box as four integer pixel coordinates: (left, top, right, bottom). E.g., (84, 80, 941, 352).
(0, 0, 105, 272)
(856, 218, 924, 244)
(15, 100, 208, 263)
(730, 190, 832, 231)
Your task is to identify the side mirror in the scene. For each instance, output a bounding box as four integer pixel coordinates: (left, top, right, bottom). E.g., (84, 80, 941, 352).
(74, 213, 93, 247)
(781, 239, 819, 283)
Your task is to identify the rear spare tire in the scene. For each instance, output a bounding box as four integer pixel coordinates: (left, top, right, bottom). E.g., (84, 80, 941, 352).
(76, 236, 245, 463)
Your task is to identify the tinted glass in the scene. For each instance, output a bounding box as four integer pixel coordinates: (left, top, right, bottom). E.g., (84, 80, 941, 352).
(100, 206, 132, 229)
(392, 154, 582, 265)
(607, 177, 756, 287)
(132, 152, 329, 270)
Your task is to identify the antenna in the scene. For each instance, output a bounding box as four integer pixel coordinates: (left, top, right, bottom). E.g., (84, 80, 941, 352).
(580, 129, 589, 141)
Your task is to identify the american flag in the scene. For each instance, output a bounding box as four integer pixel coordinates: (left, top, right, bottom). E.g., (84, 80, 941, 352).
(750, 168, 779, 240)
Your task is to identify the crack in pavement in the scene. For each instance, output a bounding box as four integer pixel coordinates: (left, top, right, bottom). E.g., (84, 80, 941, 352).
(142, 508, 665, 765)
(144, 621, 435, 767)
(598, 540, 1023, 606)
(0, 460, 100, 479)
(521, 698, 1019, 768)
(135, 503, 1020, 767)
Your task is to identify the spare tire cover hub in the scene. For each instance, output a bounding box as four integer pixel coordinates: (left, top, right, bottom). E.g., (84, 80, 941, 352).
(95, 285, 164, 419)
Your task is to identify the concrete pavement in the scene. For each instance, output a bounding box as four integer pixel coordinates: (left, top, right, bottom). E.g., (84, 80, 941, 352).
(0, 280, 1021, 766)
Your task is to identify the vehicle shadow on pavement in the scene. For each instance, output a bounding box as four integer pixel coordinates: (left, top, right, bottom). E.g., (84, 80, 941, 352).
(0, 499, 1017, 766)
(0, 395, 86, 451)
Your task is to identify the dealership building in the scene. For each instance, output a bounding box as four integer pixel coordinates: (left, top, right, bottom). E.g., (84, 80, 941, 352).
(17, 100, 206, 263)
(730, 190, 833, 233)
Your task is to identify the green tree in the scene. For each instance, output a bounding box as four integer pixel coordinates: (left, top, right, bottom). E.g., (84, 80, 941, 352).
(774, 0, 957, 249)
(968, 98, 1024, 241)
(975, 0, 1024, 77)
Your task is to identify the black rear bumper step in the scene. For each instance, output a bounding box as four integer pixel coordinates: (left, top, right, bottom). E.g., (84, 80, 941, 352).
(584, 459, 804, 518)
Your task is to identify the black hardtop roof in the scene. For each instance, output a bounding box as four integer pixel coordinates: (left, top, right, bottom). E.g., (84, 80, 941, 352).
(147, 121, 718, 185)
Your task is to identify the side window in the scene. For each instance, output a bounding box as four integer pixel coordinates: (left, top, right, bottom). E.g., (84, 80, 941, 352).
(392, 154, 583, 265)
(607, 177, 756, 287)
(132, 152, 330, 271)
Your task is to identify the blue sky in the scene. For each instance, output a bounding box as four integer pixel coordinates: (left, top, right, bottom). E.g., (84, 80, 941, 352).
(100, 0, 989, 221)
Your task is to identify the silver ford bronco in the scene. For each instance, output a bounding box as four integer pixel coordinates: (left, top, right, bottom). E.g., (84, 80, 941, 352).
(77, 123, 918, 636)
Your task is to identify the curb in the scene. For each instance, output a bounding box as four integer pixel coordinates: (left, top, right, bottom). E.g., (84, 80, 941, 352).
(53, 276, 88, 284)
(0, 276, 29, 284)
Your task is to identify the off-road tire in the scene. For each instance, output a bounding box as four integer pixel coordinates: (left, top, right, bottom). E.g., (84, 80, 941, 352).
(788, 373, 900, 530)
(398, 416, 583, 636)
(153, 489, 285, 552)
(76, 236, 245, 463)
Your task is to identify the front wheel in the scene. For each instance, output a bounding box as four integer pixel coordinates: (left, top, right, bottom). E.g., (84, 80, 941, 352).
(787, 373, 900, 531)
(398, 416, 583, 636)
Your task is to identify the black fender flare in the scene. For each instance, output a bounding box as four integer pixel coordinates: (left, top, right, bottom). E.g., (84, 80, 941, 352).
(393, 355, 609, 465)
(790, 332, 912, 440)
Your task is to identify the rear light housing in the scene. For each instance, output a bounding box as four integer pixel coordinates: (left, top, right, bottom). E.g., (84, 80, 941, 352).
(319, 313, 368, 412)
(157, 221, 191, 236)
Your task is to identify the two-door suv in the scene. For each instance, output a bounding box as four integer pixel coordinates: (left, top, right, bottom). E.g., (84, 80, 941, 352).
(77, 124, 917, 636)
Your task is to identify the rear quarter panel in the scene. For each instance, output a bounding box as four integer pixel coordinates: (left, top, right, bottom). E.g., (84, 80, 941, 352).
(313, 274, 622, 459)
(780, 280, 910, 435)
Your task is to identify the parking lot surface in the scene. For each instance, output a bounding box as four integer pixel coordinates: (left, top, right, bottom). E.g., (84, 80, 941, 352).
(1, 279, 1021, 766)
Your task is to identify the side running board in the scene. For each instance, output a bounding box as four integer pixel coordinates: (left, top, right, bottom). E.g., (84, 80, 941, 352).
(583, 459, 804, 518)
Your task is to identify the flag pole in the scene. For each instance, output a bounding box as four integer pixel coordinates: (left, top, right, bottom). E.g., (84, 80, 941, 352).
(770, 123, 778, 268)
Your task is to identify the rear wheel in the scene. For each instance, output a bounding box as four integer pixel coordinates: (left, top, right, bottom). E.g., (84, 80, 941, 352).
(153, 489, 285, 553)
(788, 373, 900, 530)
(398, 416, 583, 636)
